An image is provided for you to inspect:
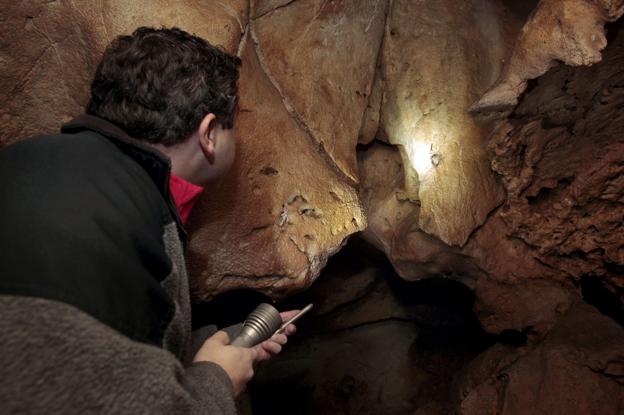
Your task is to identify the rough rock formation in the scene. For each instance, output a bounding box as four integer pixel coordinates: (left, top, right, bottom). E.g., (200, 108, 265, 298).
(457, 302, 624, 415)
(360, 2, 624, 338)
(376, 0, 528, 247)
(358, 142, 485, 286)
(358, 142, 579, 338)
(471, 0, 624, 117)
(358, 0, 536, 281)
(481, 18, 624, 326)
(251, 0, 388, 184)
(187, 34, 365, 299)
(3, 1, 624, 411)
(250, 240, 492, 415)
(0, 0, 367, 300)
(0, 0, 247, 148)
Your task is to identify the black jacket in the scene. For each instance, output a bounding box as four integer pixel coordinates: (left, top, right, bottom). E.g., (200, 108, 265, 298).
(0, 115, 236, 414)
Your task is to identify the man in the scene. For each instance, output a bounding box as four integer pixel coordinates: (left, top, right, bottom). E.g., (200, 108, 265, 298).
(0, 27, 295, 414)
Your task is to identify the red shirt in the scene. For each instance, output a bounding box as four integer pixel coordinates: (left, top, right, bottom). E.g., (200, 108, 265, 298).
(169, 174, 204, 224)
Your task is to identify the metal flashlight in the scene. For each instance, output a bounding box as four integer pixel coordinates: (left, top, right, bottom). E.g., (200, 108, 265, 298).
(230, 303, 313, 348)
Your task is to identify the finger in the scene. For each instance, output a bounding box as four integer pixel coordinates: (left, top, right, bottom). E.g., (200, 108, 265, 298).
(261, 340, 282, 355)
(280, 310, 300, 322)
(284, 324, 297, 336)
(270, 333, 288, 345)
(254, 346, 271, 362)
(210, 330, 230, 345)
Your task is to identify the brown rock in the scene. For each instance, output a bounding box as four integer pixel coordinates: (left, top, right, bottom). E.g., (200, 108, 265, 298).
(0, 1, 97, 148)
(357, 142, 416, 253)
(0, 0, 246, 148)
(461, 214, 577, 337)
(357, 61, 384, 146)
(186, 34, 365, 300)
(251, 0, 389, 183)
(358, 142, 477, 285)
(379, 0, 514, 246)
(471, 0, 624, 117)
(254, 320, 427, 415)
(487, 21, 624, 304)
(473, 278, 577, 338)
(251, 0, 293, 19)
(457, 302, 624, 415)
(362, 12, 624, 338)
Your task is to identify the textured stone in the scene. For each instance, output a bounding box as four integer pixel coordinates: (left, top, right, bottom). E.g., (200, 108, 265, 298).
(0, 0, 368, 300)
(360, 7, 624, 338)
(251, 0, 388, 183)
(357, 60, 384, 145)
(461, 214, 579, 337)
(250, 241, 491, 415)
(473, 277, 577, 338)
(1, 1, 97, 148)
(186, 34, 365, 300)
(357, 143, 416, 254)
(457, 302, 624, 415)
(378, 0, 514, 246)
(252, 0, 293, 19)
(471, 0, 624, 117)
(359, 153, 578, 338)
(0, 0, 246, 148)
(358, 143, 475, 285)
(487, 21, 624, 307)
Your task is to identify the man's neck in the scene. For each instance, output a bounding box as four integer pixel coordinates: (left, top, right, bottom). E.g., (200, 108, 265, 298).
(151, 140, 204, 185)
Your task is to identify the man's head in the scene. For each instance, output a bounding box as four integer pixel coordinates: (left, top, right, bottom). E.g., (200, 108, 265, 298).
(87, 27, 241, 183)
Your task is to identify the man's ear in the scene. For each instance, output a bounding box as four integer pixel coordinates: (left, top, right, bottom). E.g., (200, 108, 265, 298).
(198, 113, 217, 162)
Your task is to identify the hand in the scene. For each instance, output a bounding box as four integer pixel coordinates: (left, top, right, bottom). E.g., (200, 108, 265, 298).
(192, 331, 258, 397)
(253, 310, 299, 362)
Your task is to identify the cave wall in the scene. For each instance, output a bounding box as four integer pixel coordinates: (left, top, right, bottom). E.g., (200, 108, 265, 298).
(0, 0, 368, 300)
(250, 240, 493, 415)
(2, 0, 624, 413)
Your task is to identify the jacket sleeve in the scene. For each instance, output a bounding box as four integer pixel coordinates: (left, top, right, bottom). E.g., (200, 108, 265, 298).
(0, 295, 237, 415)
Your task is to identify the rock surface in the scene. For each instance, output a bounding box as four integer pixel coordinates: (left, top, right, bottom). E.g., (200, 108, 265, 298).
(377, 0, 528, 247)
(486, 19, 624, 315)
(250, 240, 493, 415)
(251, 0, 389, 183)
(1, 0, 369, 300)
(360, 5, 624, 338)
(186, 34, 365, 299)
(0, 0, 246, 148)
(358, 142, 485, 286)
(471, 0, 624, 117)
(457, 302, 624, 415)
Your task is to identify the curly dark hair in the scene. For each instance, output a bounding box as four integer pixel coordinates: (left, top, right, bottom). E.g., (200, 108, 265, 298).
(86, 27, 241, 146)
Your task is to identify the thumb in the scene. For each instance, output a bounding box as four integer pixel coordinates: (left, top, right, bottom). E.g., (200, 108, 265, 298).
(211, 330, 231, 345)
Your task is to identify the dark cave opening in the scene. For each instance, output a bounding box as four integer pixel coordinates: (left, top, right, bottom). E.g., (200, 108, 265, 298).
(581, 276, 624, 327)
(194, 237, 526, 415)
